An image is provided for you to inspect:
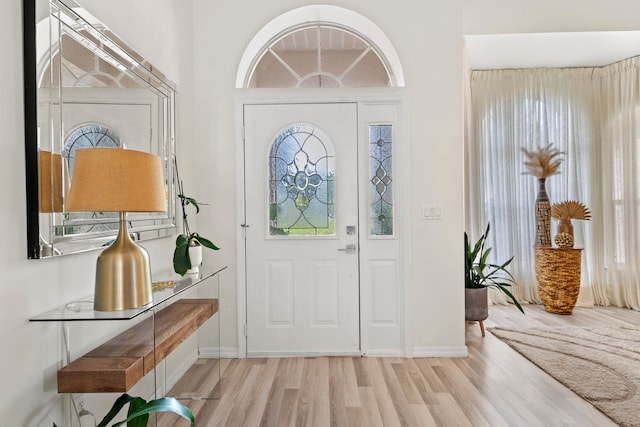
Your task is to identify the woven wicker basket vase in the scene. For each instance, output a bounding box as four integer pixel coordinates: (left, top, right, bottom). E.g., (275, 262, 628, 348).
(535, 247, 583, 314)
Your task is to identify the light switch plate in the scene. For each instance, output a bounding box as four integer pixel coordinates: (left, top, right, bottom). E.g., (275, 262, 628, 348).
(422, 204, 443, 220)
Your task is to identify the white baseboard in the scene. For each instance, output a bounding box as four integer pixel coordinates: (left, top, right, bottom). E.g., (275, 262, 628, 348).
(361, 349, 405, 357)
(199, 347, 240, 358)
(196, 346, 468, 359)
(412, 346, 468, 358)
(247, 350, 362, 358)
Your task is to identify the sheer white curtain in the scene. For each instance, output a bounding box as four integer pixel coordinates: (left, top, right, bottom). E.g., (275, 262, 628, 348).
(596, 57, 640, 310)
(466, 68, 600, 307)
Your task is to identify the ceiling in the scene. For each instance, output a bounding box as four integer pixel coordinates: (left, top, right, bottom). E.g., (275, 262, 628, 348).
(465, 31, 640, 70)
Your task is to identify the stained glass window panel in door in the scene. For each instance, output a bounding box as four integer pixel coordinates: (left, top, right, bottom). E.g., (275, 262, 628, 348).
(269, 125, 335, 236)
(369, 124, 393, 236)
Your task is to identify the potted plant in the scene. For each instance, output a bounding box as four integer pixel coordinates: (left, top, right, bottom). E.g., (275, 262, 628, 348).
(99, 393, 193, 427)
(54, 393, 194, 427)
(173, 192, 220, 276)
(465, 223, 524, 334)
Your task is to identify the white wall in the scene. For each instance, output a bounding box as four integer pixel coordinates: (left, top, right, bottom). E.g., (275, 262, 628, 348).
(0, 0, 193, 425)
(191, 0, 465, 356)
(4, 0, 640, 424)
(463, 0, 640, 70)
(463, 0, 640, 35)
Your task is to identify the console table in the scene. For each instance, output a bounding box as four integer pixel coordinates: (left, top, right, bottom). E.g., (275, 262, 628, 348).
(30, 265, 226, 418)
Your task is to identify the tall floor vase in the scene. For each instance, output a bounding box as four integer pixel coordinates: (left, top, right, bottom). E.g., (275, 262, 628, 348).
(535, 178, 552, 247)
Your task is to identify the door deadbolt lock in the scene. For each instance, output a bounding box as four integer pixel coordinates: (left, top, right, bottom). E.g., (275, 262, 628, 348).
(338, 244, 357, 254)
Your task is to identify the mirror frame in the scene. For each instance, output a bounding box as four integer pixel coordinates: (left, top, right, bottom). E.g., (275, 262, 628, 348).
(24, 0, 38, 258)
(23, 0, 177, 259)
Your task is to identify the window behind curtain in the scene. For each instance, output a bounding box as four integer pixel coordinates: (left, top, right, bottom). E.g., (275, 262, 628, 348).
(467, 68, 599, 305)
(469, 59, 640, 310)
(598, 58, 640, 309)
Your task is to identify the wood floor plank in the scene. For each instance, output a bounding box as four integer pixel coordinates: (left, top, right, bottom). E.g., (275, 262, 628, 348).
(276, 388, 300, 427)
(361, 358, 403, 427)
(239, 359, 279, 426)
(328, 358, 349, 426)
(403, 359, 439, 405)
(338, 357, 361, 408)
(259, 372, 286, 427)
(357, 386, 385, 427)
(294, 357, 331, 427)
(379, 358, 426, 426)
(309, 358, 331, 427)
(208, 359, 264, 427)
(428, 393, 474, 427)
(390, 360, 423, 404)
(164, 304, 637, 426)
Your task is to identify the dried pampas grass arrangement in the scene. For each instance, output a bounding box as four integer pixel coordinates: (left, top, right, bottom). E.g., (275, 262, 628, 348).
(521, 143, 565, 179)
(522, 143, 565, 246)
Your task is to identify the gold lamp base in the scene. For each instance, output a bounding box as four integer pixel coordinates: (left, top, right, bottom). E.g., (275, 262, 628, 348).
(94, 212, 153, 311)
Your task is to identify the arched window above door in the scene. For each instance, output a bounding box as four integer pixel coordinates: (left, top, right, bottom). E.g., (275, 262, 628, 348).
(249, 25, 390, 88)
(236, 5, 405, 88)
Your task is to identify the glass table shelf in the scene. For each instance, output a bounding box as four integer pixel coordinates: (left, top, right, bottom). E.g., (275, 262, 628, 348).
(30, 265, 227, 322)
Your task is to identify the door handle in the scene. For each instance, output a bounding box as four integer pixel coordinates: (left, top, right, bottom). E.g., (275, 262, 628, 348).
(338, 244, 357, 254)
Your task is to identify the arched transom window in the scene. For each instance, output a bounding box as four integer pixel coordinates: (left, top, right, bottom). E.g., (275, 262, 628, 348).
(249, 25, 394, 88)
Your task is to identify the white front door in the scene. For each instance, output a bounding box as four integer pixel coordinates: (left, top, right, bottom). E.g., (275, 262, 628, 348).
(244, 103, 360, 356)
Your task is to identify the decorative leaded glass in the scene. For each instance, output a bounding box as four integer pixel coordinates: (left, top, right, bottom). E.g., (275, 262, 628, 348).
(269, 125, 335, 236)
(64, 125, 122, 175)
(369, 125, 393, 236)
(63, 125, 122, 235)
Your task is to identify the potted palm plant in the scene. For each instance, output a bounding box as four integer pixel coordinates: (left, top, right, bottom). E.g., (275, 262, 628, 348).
(465, 223, 524, 335)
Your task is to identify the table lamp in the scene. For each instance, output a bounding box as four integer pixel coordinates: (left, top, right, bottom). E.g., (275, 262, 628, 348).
(65, 147, 167, 311)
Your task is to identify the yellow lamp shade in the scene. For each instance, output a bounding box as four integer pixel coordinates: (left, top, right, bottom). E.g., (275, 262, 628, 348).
(65, 147, 167, 213)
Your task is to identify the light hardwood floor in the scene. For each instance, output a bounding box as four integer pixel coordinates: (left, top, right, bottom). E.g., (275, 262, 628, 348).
(159, 304, 639, 426)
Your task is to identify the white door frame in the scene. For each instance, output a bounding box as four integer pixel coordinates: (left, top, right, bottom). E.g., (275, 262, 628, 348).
(234, 89, 412, 358)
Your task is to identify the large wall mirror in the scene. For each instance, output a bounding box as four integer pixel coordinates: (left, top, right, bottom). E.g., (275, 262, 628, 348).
(23, 0, 177, 259)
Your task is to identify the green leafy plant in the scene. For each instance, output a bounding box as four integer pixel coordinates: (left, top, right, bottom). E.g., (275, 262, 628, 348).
(464, 223, 524, 313)
(173, 160, 220, 276)
(173, 193, 220, 276)
(53, 393, 194, 427)
(97, 394, 194, 427)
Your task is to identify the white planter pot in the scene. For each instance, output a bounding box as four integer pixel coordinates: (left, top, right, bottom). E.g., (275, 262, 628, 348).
(186, 245, 203, 275)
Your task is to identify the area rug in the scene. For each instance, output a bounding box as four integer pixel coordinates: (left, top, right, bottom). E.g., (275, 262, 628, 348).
(489, 325, 640, 427)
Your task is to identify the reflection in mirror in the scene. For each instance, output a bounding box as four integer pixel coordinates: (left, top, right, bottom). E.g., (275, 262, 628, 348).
(24, 0, 177, 258)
